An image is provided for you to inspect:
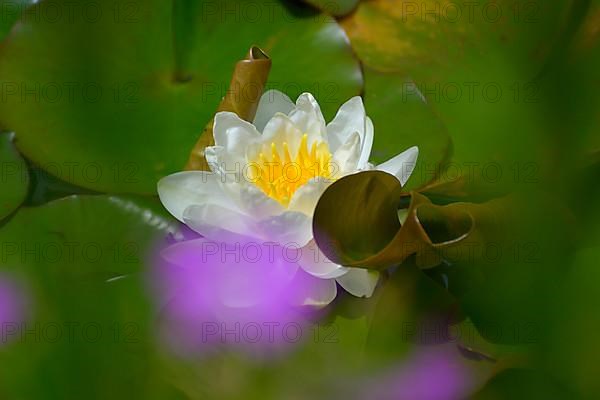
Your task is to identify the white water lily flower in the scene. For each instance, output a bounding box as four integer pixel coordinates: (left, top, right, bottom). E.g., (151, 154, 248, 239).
(158, 90, 418, 306)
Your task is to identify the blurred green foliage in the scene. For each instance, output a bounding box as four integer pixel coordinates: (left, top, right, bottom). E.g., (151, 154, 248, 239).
(0, 132, 29, 219)
(0, 0, 598, 399)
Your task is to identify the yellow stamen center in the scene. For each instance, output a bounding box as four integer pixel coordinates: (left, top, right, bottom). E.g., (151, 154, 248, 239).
(249, 134, 333, 206)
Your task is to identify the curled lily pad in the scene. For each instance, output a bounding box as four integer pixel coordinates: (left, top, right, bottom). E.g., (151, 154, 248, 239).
(316, 172, 559, 348)
(0, 132, 29, 220)
(313, 170, 516, 269)
(312, 171, 404, 267)
(0, 0, 362, 194)
(185, 46, 272, 171)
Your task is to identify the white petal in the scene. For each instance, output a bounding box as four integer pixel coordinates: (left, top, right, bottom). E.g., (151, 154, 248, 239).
(235, 183, 284, 219)
(297, 240, 349, 279)
(288, 178, 332, 217)
(326, 96, 366, 153)
(256, 113, 304, 158)
(257, 211, 313, 247)
(213, 111, 260, 151)
(376, 146, 419, 186)
(336, 268, 380, 298)
(208, 113, 260, 181)
(204, 145, 246, 184)
(157, 171, 237, 222)
(287, 269, 338, 307)
(331, 131, 361, 175)
(183, 203, 260, 241)
(358, 116, 374, 169)
(288, 92, 328, 143)
(203, 145, 223, 171)
(253, 90, 295, 132)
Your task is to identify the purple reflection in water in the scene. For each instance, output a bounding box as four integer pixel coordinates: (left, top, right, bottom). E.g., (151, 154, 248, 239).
(360, 348, 475, 400)
(153, 235, 323, 357)
(0, 273, 29, 346)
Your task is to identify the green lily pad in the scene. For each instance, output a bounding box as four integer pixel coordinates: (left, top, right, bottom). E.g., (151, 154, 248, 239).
(471, 369, 578, 399)
(342, 0, 572, 75)
(0, 0, 362, 194)
(0, 132, 29, 220)
(363, 67, 451, 189)
(366, 262, 498, 390)
(0, 194, 177, 277)
(0, 195, 180, 398)
(343, 0, 574, 177)
(367, 263, 458, 357)
(555, 0, 600, 152)
(535, 0, 600, 233)
(192, 1, 362, 116)
(545, 223, 600, 398)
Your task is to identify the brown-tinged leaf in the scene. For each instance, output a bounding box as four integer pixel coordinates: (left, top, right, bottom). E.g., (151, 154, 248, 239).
(184, 46, 271, 171)
(313, 170, 516, 270)
(312, 171, 404, 267)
